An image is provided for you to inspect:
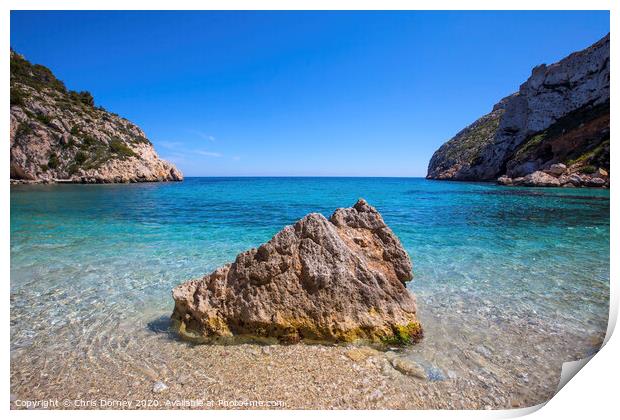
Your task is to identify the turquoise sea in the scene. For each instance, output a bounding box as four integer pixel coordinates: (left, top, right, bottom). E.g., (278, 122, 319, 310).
(10, 177, 610, 403)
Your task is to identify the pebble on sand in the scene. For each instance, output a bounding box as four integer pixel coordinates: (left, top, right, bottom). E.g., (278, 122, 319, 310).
(152, 381, 168, 393)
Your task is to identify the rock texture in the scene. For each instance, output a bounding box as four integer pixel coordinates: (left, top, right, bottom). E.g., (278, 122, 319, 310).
(427, 34, 609, 187)
(498, 165, 609, 188)
(172, 199, 422, 345)
(10, 50, 182, 183)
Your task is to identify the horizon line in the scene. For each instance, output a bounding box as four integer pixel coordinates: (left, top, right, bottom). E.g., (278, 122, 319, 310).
(181, 175, 430, 178)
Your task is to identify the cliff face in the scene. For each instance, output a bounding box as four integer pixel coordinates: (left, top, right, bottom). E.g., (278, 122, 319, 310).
(10, 51, 183, 183)
(427, 34, 609, 185)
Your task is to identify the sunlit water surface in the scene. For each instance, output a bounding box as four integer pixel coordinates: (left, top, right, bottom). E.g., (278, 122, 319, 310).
(10, 178, 609, 403)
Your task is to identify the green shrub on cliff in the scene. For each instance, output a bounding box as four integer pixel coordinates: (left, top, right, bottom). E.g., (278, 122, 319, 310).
(81, 135, 98, 148)
(35, 112, 52, 126)
(69, 90, 95, 107)
(47, 152, 59, 169)
(131, 135, 151, 145)
(109, 138, 137, 158)
(10, 50, 67, 93)
(74, 151, 88, 165)
(10, 87, 27, 106)
(11, 50, 98, 110)
(15, 122, 33, 139)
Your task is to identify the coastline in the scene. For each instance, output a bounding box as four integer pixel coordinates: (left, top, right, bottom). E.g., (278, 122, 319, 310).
(425, 177, 609, 189)
(11, 175, 608, 188)
(10, 178, 183, 185)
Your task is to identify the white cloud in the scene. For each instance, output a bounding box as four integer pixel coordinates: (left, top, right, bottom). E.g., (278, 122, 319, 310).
(194, 150, 222, 157)
(158, 141, 183, 149)
(188, 129, 216, 141)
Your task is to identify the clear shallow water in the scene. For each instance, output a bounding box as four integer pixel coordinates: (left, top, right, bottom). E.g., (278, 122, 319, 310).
(10, 177, 610, 403)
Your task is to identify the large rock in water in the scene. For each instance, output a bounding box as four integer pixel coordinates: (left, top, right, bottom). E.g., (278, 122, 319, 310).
(172, 199, 422, 345)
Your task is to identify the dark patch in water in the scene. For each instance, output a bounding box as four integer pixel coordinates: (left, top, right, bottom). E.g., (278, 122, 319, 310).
(404, 188, 608, 201)
(481, 190, 609, 201)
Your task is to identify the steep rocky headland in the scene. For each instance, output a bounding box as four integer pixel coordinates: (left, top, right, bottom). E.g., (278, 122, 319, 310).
(10, 51, 182, 183)
(172, 199, 422, 345)
(427, 34, 609, 188)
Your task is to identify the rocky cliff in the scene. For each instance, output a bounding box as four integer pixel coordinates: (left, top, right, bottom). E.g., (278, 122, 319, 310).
(172, 199, 422, 345)
(427, 34, 609, 187)
(10, 50, 183, 183)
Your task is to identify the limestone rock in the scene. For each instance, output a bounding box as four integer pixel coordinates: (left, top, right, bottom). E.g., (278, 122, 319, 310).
(171, 199, 422, 345)
(427, 34, 609, 183)
(497, 175, 513, 185)
(389, 357, 427, 380)
(596, 168, 609, 178)
(522, 171, 561, 187)
(568, 174, 583, 187)
(585, 177, 606, 187)
(345, 347, 381, 362)
(547, 163, 567, 176)
(10, 50, 182, 183)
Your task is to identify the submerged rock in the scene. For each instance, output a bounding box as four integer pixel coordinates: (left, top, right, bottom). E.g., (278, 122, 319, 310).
(389, 357, 427, 380)
(171, 199, 422, 345)
(345, 347, 381, 362)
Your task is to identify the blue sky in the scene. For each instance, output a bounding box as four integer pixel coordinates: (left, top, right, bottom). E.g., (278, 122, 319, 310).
(10, 11, 609, 177)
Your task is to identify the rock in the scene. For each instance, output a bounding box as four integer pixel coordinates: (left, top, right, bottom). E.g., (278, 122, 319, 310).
(596, 168, 609, 178)
(568, 174, 583, 186)
(522, 171, 561, 187)
(152, 381, 168, 393)
(345, 347, 380, 362)
(585, 177, 606, 187)
(547, 163, 567, 176)
(427, 34, 609, 182)
(389, 357, 427, 380)
(475, 345, 492, 358)
(497, 175, 513, 185)
(426, 366, 446, 381)
(368, 389, 384, 402)
(10, 51, 183, 183)
(60, 133, 71, 146)
(177, 375, 191, 385)
(171, 199, 422, 345)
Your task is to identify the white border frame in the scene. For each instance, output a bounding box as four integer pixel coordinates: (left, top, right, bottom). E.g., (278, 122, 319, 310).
(3, 2, 616, 419)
